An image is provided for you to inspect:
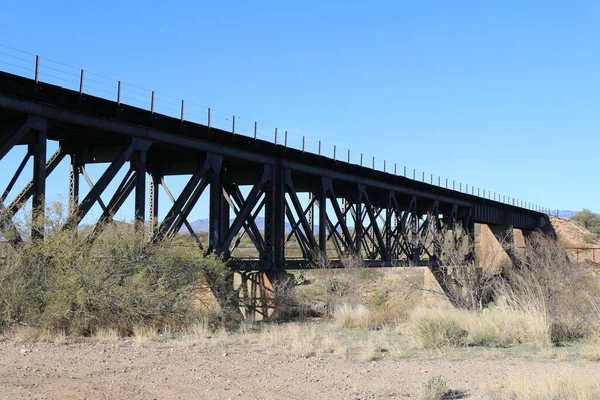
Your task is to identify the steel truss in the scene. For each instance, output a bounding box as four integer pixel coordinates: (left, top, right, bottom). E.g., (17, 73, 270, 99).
(0, 103, 543, 271)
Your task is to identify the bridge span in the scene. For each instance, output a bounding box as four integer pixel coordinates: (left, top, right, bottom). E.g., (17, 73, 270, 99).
(0, 70, 548, 271)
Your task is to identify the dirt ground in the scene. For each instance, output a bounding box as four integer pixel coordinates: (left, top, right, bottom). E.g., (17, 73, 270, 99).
(1, 337, 598, 400)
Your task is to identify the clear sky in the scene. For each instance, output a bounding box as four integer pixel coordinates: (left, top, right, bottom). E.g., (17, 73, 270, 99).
(0, 1, 599, 221)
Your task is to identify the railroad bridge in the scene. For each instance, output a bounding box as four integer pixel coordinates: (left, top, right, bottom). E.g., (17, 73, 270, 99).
(0, 69, 549, 274)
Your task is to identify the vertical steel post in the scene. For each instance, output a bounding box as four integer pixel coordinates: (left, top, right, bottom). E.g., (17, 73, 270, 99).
(318, 178, 327, 253)
(404, 166, 406, 176)
(275, 128, 278, 144)
(149, 173, 159, 236)
(79, 69, 84, 95)
(208, 108, 211, 128)
(333, 145, 336, 161)
(360, 153, 363, 166)
(254, 121, 258, 139)
(284, 130, 288, 148)
(180, 100, 185, 122)
(232, 115, 236, 135)
(134, 148, 147, 229)
(302, 136, 305, 153)
(318, 140, 321, 156)
(151, 91, 155, 113)
(372, 156, 375, 169)
(69, 153, 79, 217)
(31, 118, 47, 240)
(117, 80, 121, 105)
(348, 149, 350, 163)
(394, 162, 397, 175)
(34, 55, 39, 83)
(209, 155, 225, 250)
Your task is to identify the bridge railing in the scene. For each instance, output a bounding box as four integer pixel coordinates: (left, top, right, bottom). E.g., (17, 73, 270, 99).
(0, 43, 553, 214)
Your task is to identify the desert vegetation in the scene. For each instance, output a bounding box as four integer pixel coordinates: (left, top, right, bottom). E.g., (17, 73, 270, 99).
(1, 203, 600, 398)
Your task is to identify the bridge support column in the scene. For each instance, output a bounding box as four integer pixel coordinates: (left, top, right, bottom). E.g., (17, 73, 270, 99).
(149, 172, 160, 236)
(68, 151, 80, 217)
(133, 147, 147, 228)
(208, 155, 225, 250)
(30, 117, 47, 240)
(475, 223, 514, 273)
(317, 177, 327, 254)
(263, 163, 285, 269)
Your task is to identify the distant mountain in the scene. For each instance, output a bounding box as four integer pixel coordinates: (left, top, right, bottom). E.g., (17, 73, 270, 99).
(557, 210, 578, 219)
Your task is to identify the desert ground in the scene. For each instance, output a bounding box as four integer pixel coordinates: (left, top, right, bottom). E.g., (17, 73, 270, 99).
(1, 329, 599, 400)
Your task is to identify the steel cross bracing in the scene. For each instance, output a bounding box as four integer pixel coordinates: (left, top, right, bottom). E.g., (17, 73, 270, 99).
(0, 71, 547, 271)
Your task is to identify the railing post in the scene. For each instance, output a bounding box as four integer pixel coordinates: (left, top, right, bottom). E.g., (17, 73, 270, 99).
(318, 140, 321, 156)
(151, 91, 155, 113)
(333, 145, 336, 161)
(275, 128, 278, 144)
(117, 80, 121, 105)
(422, 171, 424, 182)
(232, 115, 235, 135)
(360, 153, 363, 166)
(372, 156, 375, 169)
(384, 160, 386, 172)
(180, 100, 185, 122)
(284, 130, 288, 148)
(394, 162, 397, 175)
(404, 166, 406, 177)
(34, 55, 39, 83)
(79, 69, 84, 95)
(348, 149, 350, 163)
(254, 121, 258, 139)
(208, 108, 211, 128)
(302, 136, 305, 153)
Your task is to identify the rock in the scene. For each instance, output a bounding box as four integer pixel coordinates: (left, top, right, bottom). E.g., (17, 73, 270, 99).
(19, 348, 31, 355)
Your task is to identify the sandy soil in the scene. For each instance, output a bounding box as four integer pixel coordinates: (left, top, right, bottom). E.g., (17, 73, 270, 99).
(1, 339, 598, 400)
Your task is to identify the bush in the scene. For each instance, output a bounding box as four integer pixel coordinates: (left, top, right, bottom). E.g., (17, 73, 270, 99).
(409, 308, 467, 348)
(582, 233, 598, 244)
(0, 206, 231, 335)
(423, 376, 449, 400)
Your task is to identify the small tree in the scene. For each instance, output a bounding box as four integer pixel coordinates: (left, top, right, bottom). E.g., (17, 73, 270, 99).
(572, 209, 600, 230)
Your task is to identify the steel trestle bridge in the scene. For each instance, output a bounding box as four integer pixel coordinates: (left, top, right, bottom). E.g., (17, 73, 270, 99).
(0, 57, 549, 271)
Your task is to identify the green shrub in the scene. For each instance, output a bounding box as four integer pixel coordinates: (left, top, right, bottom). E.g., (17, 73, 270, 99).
(423, 376, 448, 400)
(582, 233, 598, 244)
(0, 207, 231, 335)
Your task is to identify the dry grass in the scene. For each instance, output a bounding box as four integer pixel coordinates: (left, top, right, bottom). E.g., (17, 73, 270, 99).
(581, 338, 600, 361)
(3, 325, 43, 342)
(490, 373, 600, 399)
(132, 325, 159, 345)
(335, 303, 372, 330)
(409, 308, 466, 348)
(288, 324, 317, 358)
(408, 304, 553, 349)
(93, 327, 120, 343)
(41, 329, 67, 345)
(358, 336, 379, 362)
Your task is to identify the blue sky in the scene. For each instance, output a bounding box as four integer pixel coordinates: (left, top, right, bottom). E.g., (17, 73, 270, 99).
(0, 1, 599, 221)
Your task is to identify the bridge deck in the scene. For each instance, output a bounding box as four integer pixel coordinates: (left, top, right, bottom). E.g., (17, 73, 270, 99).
(0, 71, 541, 229)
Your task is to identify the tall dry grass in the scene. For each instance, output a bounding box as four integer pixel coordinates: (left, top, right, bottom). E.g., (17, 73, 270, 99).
(489, 373, 600, 400)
